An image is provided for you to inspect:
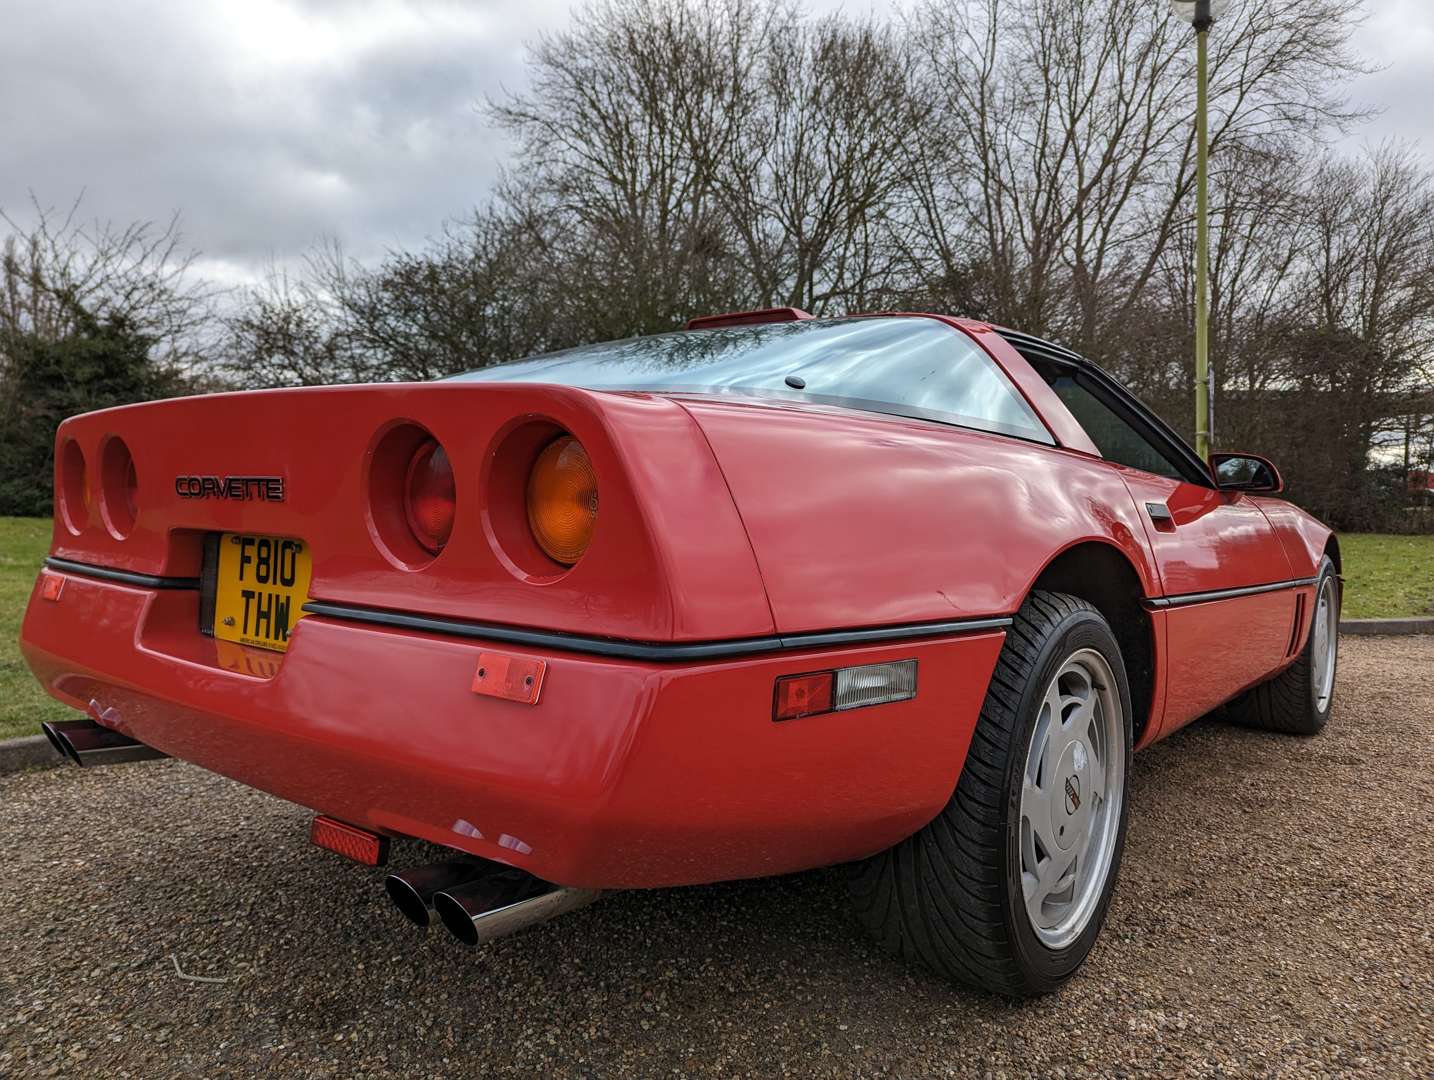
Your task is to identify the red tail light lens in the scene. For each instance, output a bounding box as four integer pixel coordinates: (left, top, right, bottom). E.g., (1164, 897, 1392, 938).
(124, 456, 139, 521)
(99, 436, 138, 539)
(58, 439, 88, 535)
(404, 439, 456, 554)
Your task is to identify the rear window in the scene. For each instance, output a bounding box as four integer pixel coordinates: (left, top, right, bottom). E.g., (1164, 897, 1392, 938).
(450, 317, 1052, 444)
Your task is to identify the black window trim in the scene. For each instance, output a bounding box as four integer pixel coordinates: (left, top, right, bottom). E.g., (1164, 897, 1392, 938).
(994, 328, 1215, 488)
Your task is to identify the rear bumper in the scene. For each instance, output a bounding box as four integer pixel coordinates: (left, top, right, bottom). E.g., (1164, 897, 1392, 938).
(21, 570, 1006, 889)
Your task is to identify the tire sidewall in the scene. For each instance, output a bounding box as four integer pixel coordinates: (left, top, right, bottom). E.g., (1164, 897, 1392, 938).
(1001, 608, 1134, 992)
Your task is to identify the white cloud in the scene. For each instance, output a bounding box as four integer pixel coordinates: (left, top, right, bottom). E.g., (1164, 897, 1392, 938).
(1347, 0, 1434, 155)
(1, 0, 1426, 293)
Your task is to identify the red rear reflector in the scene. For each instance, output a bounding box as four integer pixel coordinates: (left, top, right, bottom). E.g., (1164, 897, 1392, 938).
(40, 573, 65, 602)
(310, 816, 389, 865)
(773, 671, 834, 721)
(472, 652, 547, 705)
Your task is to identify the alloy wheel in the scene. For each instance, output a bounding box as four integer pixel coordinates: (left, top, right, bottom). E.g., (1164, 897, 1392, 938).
(1018, 648, 1125, 950)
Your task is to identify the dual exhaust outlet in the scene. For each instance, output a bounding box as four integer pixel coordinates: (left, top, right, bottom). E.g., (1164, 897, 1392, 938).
(385, 860, 599, 946)
(43, 717, 593, 945)
(41, 717, 167, 767)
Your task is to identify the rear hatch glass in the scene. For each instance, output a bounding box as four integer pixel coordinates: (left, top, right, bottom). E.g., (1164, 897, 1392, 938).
(450, 317, 1052, 444)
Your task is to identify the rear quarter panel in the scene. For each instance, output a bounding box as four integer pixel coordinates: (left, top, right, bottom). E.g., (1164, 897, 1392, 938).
(680, 398, 1159, 632)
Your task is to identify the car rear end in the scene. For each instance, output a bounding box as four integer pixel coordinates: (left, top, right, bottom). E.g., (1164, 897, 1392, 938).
(20, 378, 1005, 889)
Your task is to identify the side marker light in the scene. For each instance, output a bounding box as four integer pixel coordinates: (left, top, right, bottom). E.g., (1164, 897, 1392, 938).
(773, 660, 917, 722)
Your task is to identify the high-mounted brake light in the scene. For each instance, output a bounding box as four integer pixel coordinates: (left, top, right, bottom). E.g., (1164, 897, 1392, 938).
(404, 439, 456, 554)
(686, 307, 813, 331)
(527, 435, 598, 566)
(773, 660, 918, 722)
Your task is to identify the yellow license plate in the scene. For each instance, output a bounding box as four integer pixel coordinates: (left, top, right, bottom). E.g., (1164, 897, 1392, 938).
(214, 533, 312, 652)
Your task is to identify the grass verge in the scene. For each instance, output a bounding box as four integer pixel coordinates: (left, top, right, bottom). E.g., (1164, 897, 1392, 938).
(1, 517, 74, 741)
(1338, 533, 1434, 620)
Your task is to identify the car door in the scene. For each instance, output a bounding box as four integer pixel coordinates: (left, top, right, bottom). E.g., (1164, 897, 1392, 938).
(1040, 370, 1300, 738)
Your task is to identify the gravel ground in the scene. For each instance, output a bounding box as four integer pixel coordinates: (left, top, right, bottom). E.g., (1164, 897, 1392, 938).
(1, 636, 1431, 1078)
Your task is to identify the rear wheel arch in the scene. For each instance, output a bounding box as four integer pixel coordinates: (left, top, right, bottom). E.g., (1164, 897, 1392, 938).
(1027, 542, 1156, 744)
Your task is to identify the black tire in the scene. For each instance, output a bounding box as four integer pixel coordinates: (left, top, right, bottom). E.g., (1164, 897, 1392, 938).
(1225, 556, 1340, 737)
(848, 591, 1133, 996)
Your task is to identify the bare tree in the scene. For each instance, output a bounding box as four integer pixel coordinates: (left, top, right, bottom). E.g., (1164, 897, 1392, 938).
(0, 194, 215, 377)
(711, 16, 928, 312)
(490, 0, 774, 337)
(220, 265, 357, 388)
(902, 0, 1370, 354)
(319, 208, 575, 381)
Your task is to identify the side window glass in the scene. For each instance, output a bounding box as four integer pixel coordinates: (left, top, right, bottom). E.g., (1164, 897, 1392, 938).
(1046, 376, 1186, 482)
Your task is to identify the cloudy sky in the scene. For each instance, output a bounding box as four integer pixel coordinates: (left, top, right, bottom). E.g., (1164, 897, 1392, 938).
(2, 0, 1429, 292)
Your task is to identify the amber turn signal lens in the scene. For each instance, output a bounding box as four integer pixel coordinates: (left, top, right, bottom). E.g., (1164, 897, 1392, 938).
(527, 435, 598, 565)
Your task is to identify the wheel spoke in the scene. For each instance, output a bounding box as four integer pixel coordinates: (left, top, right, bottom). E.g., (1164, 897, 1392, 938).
(1086, 751, 1106, 804)
(1068, 688, 1096, 736)
(1039, 682, 1069, 785)
(1028, 692, 1055, 788)
(1027, 848, 1078, 914)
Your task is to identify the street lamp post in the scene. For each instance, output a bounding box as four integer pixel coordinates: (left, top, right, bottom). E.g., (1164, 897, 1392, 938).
(1170, 0, 1226, 461)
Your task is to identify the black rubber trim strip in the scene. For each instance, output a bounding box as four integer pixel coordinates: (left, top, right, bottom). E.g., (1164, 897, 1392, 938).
(300, 599, 1013, 662)
(44, 557, 200, 590)
(1145, 577, 1320, 610)
(993, 326, 1215, 488)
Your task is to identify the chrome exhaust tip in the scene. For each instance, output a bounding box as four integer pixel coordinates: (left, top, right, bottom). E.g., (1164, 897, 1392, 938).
(40, 719, 166, 767)
(384, 860, 488, 927)
(41, 719, 77, 764)
(433, 870, 600, 946)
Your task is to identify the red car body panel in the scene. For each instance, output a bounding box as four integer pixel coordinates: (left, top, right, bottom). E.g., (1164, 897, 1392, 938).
(43, 384, 775, 642)
(20, 314, 1335, 889)
(678, 398, 1159, 631)
(22, 571, 1005, 887)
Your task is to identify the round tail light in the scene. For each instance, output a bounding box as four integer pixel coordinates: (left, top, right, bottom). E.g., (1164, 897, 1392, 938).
(404, 439, 456, 554)
(526, 435, 598, 565)
(58, 439, 88, 535)
(99, 436, 138, 538)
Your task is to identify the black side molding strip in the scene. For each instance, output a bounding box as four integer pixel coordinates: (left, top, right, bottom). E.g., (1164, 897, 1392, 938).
(44, 557, 200, 590)
(301, 599, 1013, 662)
(1146, 577, 1320, 610)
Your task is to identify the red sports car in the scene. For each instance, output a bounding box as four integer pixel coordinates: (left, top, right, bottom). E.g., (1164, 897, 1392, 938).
(21, 309, 1341, 996)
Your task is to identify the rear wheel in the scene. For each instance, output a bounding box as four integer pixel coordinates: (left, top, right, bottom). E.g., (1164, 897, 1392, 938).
(1226, 556, 1340, 736)
(848, 591, 1132, 996)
